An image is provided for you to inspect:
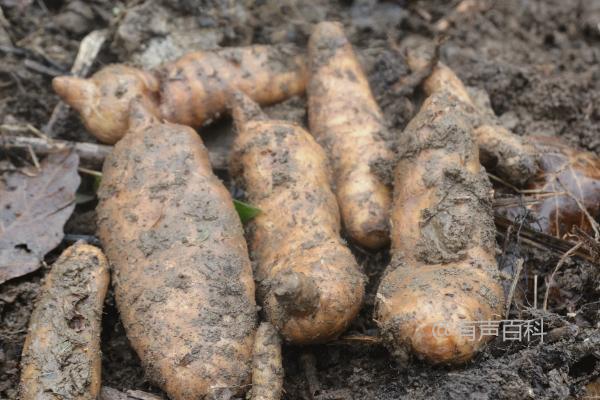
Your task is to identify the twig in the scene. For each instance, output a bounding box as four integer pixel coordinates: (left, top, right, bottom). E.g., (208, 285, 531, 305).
(533, 274, 538, 309)
(488, 172, 520, 192)
(505, 258, 524, 317)
(2, 134, 229, 170)
(78, 167, 102, 177)
(44, 29, 108, 136)
(487, 172, 555, 195)
(556, 177, 600, 240)
(495, 214, 594, 263)
(27, 145, 40, 170)
(1, 135, 110, 169)
(335, 334, 382, 344)
(493, 192, 567, 209)
(1, 123, 50, 140)
(572, 226, 600, 262)
(543, 242, 583, 311)
(24, 59, 64, 77)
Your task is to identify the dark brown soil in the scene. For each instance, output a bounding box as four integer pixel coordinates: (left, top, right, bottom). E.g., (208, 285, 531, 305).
(1, 0, 599, 399)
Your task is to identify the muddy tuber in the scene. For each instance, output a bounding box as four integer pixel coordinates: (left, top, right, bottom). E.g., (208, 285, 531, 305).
(53, 44, 307, 144)
(96, 102, 258, 399)
(307, 21, 394, 250)
(374, 90, 505, 365)
(19, 242, 110, 400)
(404, 37, 539, 186)
(230, 92, 365, 344)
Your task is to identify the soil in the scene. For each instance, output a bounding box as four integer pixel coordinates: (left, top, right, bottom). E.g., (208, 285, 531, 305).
(1, 0, 599, 399)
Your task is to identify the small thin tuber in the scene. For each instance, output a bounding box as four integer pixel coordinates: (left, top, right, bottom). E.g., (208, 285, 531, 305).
(19, 242, 109, 400)
(307, 21, 394, 250)
(230, 92, 365, 344)
(374, 90, 505, 365)
(251, 322, 283, 400)
(96, 102, 257, 399)
(53, 44, 307, 144)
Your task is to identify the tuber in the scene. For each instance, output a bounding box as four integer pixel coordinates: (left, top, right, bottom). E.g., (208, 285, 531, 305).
(53, 44, 307, 144)
(19, 242, 109, 400)
(404, 38, 539, 186)
(374, 90, 505, 364)
(159, 44, 307, 129)
(251, 322, 284, 400)
(307, 21, 394, 250)
(230, 92, 365, 344)
(96, 102, 257, 399)
(52, 65, 160, 145)
(497, 135, 600, 237)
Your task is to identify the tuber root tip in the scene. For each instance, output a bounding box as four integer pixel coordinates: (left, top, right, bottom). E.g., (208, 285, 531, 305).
(229, 90, 267, 129)
(52, 76, 96, 112)
(128, 98, 160, 132)
(271, 270, 320, 317)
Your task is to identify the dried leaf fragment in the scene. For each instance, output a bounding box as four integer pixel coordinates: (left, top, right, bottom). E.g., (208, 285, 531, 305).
(0, 150, 80, 283)
(497, 136, 600, 238)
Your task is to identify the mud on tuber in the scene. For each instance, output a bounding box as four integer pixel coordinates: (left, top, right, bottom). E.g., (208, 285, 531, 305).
(230, 92, 365, 344)
(96, 102, 259, 399)
(53, 44, 307, 145)
(35, 19, 600, 399)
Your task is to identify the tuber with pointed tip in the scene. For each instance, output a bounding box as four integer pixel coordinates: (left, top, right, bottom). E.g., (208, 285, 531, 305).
(53, 44, 307, 144)
(19, 242, 109, 400)
(307, 21, 394, 250)
(96, 101, 257, 399)
(404, 37, 538, 186)
(374, 90, 505, 365)
(229, 92, 365, 344)
(52, 65, 160, 144)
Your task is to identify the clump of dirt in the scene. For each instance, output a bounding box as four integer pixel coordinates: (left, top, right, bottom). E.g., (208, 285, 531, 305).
(0, 0, 599, 399)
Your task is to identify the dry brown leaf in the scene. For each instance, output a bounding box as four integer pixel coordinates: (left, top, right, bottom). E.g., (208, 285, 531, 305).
(497, 136, 600, 238)
(0, 150, 80, 284)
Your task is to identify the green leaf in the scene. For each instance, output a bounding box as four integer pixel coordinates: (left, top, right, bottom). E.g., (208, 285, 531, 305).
(93, 174, 102, 193)
(233, 199, 261, 224)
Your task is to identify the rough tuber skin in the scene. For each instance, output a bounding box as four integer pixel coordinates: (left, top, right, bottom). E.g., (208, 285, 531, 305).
(498, 135, 600, 237)
(52, 65, 160, 145)
(19, 242, 109, 400)
(96, 102, 257, 399)
(230, 92, 365, 344)
(307, 21, 394, 250)
(251, 322, 284, 400)
(404, 38, 539, 186)
(53, 44, 307, 145)
(374, 91, 505, 365)
(159, 44, 307, 128)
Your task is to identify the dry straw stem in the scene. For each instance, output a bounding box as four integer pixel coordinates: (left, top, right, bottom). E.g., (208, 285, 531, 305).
(505, 258, 524, 317)
(543, 242, 583, 311)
